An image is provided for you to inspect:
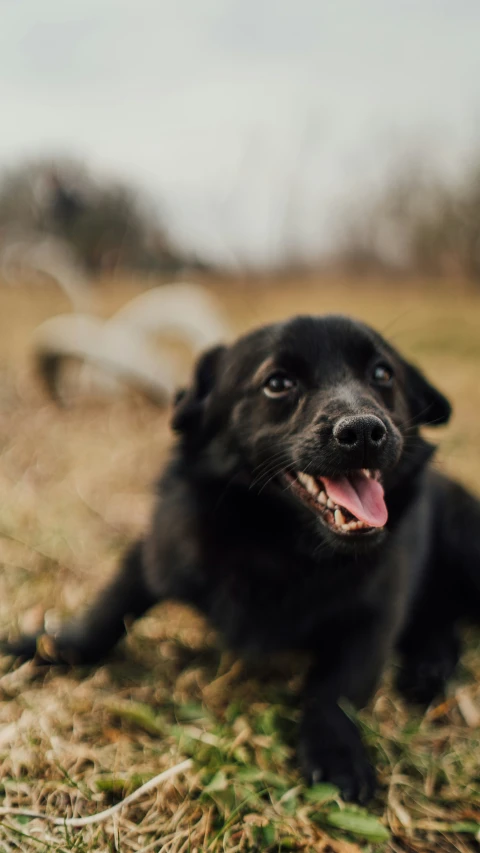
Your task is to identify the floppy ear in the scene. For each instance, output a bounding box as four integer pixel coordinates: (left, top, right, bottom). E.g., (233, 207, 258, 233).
(171, 345, 226, 434)
(402, 360, 451, 427)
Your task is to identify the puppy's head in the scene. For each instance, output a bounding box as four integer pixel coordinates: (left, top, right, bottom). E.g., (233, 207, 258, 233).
(172, 315, 450, 551)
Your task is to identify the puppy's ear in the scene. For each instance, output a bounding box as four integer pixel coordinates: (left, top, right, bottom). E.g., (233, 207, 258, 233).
(403, 360, 451, 427)
(171, 345, 226, 434)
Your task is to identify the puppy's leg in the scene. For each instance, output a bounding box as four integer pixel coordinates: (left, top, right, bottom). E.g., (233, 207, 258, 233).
(448, 488, 480, 617)
(2, 540, 157, 665)
(299, 621, 388, 804)
(397, 479, 480, 705)
(397, 628, 461, 706)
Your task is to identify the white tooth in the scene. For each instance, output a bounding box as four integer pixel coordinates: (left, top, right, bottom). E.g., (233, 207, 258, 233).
(335, 509, 346, 526)
(317, 491, 327, 505)
(327, 498, 335, 509)
(341, 523, 350, 531)
(297, 472, 318, 495)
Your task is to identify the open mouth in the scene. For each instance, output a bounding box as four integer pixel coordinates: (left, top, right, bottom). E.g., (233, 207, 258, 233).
(284, 469, 388, 535)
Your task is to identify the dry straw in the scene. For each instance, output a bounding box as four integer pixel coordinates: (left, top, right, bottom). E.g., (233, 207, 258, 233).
(0, 758, 193, 827)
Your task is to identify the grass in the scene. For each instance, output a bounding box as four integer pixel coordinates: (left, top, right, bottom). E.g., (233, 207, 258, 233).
(0, 275, 480, 851)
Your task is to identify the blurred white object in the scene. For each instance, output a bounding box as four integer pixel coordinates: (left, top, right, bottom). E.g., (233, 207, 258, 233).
(0, 231, 94, 312)
(33, 283, 231, 406)
(114, 283, 229, 351)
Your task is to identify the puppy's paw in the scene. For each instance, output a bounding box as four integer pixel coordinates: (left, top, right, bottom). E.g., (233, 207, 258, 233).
(397, 634, 460, 708)
(0, 634, 39, 661)
(0, 633, 66, 665)
(299, 738, 376, 803)
(299, 707, 376, 804)
(397, 653, 457, 708)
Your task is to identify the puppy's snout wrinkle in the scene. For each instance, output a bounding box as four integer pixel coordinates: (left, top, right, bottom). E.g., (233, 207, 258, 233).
(333, 415, 387, 452)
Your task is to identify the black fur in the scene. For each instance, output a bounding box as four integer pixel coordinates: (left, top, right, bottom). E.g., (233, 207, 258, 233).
(5, 314, 480, 803)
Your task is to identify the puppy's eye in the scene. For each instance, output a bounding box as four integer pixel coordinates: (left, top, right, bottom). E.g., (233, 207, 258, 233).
(372, 363, 394, 386)
(263, 372, 296, 398)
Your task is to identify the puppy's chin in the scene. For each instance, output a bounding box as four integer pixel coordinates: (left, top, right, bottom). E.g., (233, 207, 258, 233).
(317, 521, 387, 555)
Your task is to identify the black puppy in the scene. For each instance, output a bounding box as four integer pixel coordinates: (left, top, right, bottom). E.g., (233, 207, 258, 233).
(6, 315, 480, 803)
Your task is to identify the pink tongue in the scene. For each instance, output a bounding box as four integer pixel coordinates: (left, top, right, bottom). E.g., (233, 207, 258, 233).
(321, 473, 388, 528)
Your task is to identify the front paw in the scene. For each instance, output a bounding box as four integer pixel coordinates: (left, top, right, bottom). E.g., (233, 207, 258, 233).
(397, 635, 460, 708)
(396, 660, 446, 707)
(299, 711, 376, 803)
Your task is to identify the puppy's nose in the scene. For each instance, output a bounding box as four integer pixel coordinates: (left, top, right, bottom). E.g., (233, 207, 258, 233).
(333, 415, 387, 451)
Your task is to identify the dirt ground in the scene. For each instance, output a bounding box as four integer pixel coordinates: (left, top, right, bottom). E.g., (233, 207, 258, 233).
(0, 276, 480, 852)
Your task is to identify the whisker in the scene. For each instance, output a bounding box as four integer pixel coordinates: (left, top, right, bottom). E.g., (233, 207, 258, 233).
(257, 461, 297, 495)
(250, 459, 294, 491)
(396, 404, 444, 431)
(249, 451, 296, 489)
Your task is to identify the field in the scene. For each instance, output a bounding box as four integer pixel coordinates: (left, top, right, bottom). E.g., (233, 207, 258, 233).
(0, 276, 480, 853)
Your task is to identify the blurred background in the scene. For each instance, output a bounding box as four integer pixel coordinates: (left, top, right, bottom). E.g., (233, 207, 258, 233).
(1, 3, 480, 850)
(2, 0, 480, 486)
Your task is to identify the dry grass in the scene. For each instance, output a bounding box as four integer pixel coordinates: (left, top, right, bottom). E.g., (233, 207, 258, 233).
(0, 276, 480, 852)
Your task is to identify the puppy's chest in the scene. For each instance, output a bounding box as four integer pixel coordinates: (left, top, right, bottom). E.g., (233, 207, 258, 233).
(200, 542, 374, 652)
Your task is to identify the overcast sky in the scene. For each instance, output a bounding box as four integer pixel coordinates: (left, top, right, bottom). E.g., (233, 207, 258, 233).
(1, 0, 480, 265)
